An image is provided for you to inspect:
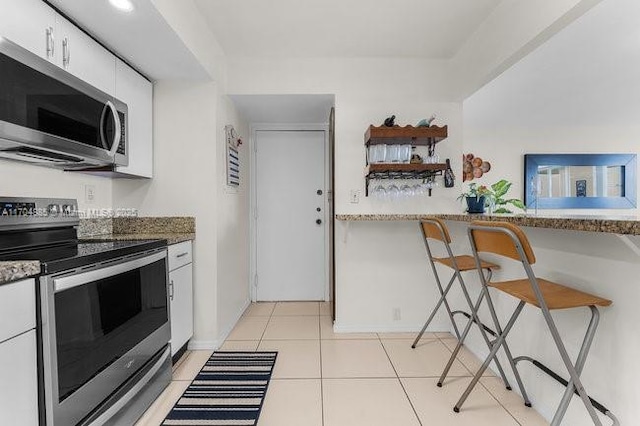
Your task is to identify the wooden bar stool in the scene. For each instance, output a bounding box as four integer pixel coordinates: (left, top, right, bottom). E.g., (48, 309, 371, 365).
(451, 221, 612, 426)
(412, 218, 525, 394)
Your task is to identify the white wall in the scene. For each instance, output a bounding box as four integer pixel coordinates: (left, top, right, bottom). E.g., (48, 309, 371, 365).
(215, 95, 251, 339)
(449, 0, 603, 101)
(463, 0, 640, 215)
(0, 161, 113, 212)
(151, 0, 226, 81)
(112, 80, 220, 346)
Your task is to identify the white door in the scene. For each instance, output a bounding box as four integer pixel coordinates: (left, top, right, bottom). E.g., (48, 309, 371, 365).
(256, 131, 326, 301)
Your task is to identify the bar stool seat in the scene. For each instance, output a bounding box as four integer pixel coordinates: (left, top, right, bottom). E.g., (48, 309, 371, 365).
(434, 255, 499, 272)
(490, 278, 612, 310)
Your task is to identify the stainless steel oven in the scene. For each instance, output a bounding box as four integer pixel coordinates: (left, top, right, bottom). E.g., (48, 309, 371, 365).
(0, 197, 171, 425)
(40, 249, 171, 426)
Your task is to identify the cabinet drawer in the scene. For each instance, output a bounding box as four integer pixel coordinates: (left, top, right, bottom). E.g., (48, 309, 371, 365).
(169, 263, 194, 356)
(168, 241, 192, 271)
(0, 330, 38, 426)
(0, 279, 36, 343)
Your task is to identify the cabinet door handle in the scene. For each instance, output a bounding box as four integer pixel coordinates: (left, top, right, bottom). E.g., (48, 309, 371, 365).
(62, 37, 70, 68)
(46, 27, 55, 58)
(176, 252, 189, 258)
(169, 280, 174, 301)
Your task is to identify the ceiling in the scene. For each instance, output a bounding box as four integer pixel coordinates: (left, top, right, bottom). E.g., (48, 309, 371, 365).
(229, 95, 335, 125)
(194, 0, 502, 58)
(47, 0, 209, 81)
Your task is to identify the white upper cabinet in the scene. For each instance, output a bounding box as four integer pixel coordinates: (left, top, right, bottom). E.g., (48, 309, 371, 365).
(0, 0, 56, 61)
(115, 59, 153, 178)
(0, 0, 153, 178)
(55, 15, 116, 96)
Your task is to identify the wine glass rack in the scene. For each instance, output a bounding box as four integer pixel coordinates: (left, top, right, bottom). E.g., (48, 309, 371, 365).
(364, 125, 449, 197)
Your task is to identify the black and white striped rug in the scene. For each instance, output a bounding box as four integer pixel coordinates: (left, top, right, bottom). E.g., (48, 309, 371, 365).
(162, 351, 278, 426)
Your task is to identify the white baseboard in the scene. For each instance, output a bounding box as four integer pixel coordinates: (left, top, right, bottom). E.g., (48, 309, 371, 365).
(333, 323, 451, 334)
(188, 340, 219, 350)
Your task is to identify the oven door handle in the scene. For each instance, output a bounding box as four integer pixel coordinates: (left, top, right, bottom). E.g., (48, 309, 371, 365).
(53, 250, 167, 293)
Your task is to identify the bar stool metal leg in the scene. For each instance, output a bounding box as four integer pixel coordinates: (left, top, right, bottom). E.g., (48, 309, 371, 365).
(547, 306, 602, 426)
(413, 234, 462, 345)
(454, 269, 514, 392)
(478, 281, 532, 406)
(412, 273, 459, 348)
(438, 285, 489, 387)
(454, 300, 527, 412)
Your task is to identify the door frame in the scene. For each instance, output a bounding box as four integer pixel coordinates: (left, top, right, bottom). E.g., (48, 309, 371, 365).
(249, 123, 331, 302)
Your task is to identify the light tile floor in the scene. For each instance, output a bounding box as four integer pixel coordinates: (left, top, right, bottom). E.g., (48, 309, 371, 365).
(135, 301, 549, 426)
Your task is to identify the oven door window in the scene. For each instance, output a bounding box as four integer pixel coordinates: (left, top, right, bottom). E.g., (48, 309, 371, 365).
(54, 259, 168, 402)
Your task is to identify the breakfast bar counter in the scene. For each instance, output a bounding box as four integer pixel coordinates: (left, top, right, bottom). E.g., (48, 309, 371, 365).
(336, 213, 640, 235)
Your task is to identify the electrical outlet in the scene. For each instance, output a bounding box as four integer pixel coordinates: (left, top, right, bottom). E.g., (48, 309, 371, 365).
(85, 184, 96, 204)
(349, 190, 360, 204)
(393, 308, 401, 321)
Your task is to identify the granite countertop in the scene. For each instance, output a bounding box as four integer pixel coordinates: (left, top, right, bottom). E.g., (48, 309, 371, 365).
(335, 213, 640, 235)
(84, 232, 195, 245)
(1, 217, 195, 284)
(0, 261, 41, 285)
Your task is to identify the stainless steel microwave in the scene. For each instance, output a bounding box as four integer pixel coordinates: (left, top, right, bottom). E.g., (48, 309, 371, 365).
(0, 36, 128, 169)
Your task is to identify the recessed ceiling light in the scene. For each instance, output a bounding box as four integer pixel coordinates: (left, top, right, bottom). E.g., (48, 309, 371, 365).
(109, 0, 134, 12)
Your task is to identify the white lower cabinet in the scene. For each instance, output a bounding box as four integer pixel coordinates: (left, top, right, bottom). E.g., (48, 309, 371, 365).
(0, 329, 38, 426)
(168, 242, 194, 357)
(0, 278, 38, 424)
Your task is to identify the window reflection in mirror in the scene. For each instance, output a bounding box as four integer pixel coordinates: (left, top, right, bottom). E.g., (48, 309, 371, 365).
(536, 165, 624, 198)
(524, 154, 636, 209)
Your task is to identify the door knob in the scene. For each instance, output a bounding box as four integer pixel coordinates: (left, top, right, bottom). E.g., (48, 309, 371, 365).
(317, 189, 323, 195)
(316, 207, 322, 212)
(316, 219, 322, 225)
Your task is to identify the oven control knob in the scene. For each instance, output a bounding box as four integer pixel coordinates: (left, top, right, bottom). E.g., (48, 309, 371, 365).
(47, 204, 60, 216)
(62, 204, 73, 216)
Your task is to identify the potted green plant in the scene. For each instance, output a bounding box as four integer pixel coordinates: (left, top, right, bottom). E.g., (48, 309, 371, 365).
(458, 180, 525, 214)
(457, 182, 490, 214)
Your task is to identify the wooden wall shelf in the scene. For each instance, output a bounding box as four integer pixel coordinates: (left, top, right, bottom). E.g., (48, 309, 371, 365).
(365, 125, 448, 146)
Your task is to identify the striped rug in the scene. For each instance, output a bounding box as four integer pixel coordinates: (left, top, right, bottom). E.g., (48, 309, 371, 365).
(162, 351, 278, 426)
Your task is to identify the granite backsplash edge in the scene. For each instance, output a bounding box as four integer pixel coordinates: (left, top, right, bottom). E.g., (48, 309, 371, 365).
(79, 217, 195, 237)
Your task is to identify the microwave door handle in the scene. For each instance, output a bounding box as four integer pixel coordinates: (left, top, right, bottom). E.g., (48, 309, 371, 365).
(99, 102, 109, 150)
(106, 101, 122, 159)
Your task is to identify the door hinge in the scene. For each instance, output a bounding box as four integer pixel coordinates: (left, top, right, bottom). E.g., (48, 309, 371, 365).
(254, 274, 258, 288)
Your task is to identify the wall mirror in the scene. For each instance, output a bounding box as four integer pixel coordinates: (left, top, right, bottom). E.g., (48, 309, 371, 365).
(524, 154, 637, 209)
